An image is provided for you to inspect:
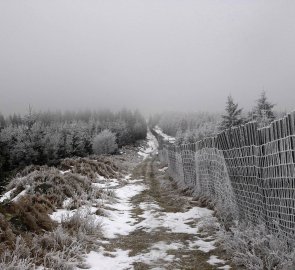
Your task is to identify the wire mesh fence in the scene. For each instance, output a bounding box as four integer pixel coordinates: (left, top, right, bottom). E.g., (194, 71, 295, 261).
(158, 111, 295, 238)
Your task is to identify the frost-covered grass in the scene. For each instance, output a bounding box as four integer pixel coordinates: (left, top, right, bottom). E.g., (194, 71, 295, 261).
(61, 209, 102, 236)
(218, 222, 295, 270)
(60, 156, 120, 179)
(7, 168, 93, 208)
(83, 156, 232, 270)
(0, 237, 35, 270)
(0, 221, 101, 270)
(0, 154, 126, 270)
(84, 191, 222, 269)
(190, 193, 295, 269)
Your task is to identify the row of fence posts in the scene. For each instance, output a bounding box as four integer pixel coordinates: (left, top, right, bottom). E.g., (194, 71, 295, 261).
(158, 111, 295, 238)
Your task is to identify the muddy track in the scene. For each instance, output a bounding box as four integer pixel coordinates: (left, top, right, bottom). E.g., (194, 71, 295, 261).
(99, 156, 235, 270)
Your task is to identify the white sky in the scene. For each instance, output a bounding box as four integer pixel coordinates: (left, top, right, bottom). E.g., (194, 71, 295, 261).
(0, 0, 294, 115)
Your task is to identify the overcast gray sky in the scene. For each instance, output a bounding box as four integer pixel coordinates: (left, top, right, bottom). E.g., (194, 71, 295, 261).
(0, 0, 294, 115)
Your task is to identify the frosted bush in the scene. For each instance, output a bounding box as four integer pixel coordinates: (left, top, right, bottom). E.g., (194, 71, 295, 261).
(32, 226, 87, 269)
(7, 168, 92, 208)
(0, 237, 35, 270)
(61, 209, 102, 236)
(92, 129, 118, 155)
(218, 222, 295, 270)
(198, 216, 220, 234)
(43, 245, 80, 270)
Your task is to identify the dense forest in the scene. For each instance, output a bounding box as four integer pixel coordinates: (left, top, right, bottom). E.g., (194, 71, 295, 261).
(0, 109, 147, 189)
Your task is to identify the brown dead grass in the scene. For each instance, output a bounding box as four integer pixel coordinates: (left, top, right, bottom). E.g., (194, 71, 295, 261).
(0, 194, 58, 257)
(7, 168, 93, 208)
(60, 156, 120, 179)
(0, 195, 56, 234)
(0, 152, 128, 268)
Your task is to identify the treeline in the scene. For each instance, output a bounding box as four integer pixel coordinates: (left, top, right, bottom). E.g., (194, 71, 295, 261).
(151, 91, 284, 145)
(0, 109, 147, 185)
(149, 112, 221, 144)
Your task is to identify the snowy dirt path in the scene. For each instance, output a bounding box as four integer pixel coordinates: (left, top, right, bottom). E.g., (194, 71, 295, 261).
(83, 132, 233, 270)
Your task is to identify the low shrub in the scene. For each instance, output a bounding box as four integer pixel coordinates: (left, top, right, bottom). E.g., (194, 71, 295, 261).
(0, 237, 35, 270)
(92, 129, 118, 155)
(60, 156, 119, 179)
(0, 155, 115, 268)
(32, 226, 85, 269)
(219, 222, 295, 270)
(1, 195, 57, 233)
(0, 214, 16, 254)
(7, 169, 92, 208)
(61, 210, 102, 236)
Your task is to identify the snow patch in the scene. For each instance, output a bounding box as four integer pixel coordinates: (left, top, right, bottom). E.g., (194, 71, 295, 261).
(207, 255, 226, 266)
(85, 241, 183, 270)
(158, 166, 168, 172)
(86, 248, 133, 270)
(93, 179, 120, 189)
(62, 197, 73, 208)
(50, 209, 75, 223)
(0, 188, 16, 202)
(218, 266, 231, 270)
(153, 126, 176, 143)
(135, 241, 182, 265)
(101, 183, 146, 238)
(138, 130, 159, 159)
(79, 170, 224, 270)
(137, 201, 213, 234)
(124, 174, 132, 180)
(188, 239, 216, 253)
(59, 170, 71, 175)
(11, 186, 29, 202)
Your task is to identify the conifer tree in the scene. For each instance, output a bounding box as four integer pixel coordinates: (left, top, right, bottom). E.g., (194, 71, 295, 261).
(220, 95, 243, 130)
(254, 91, 275, 126)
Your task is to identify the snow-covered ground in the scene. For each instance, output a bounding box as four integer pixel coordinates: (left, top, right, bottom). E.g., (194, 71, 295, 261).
(80, 128, 231, 270)
(82, 176, 230, 270)
(158, 166, 168, 172)
(0, 130, 230, 270)
(100, 182, 146, 238)
(153, 125, 176, 143)
(138, 129, 159, 159)
(0, 185, 30, 202)
(137, 201, 212, 234)
(0, 188, 16, 202)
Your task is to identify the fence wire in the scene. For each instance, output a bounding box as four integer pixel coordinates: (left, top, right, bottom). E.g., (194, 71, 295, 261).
(158, 111, 295, 238)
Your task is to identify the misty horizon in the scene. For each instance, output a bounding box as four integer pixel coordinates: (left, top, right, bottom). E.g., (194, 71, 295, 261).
(1, 2, 295, 268)
(1, 1, 295, 115)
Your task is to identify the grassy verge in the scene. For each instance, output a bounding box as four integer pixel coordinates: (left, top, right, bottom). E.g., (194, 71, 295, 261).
(0, 156, 122, 269)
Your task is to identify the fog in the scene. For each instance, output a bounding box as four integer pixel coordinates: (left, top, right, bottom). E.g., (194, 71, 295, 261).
(0, 0, 294, 115)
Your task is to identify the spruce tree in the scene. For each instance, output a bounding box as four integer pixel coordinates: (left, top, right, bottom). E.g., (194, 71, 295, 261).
(220, 95, 243, 130)
(255, 91, 275, 126)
